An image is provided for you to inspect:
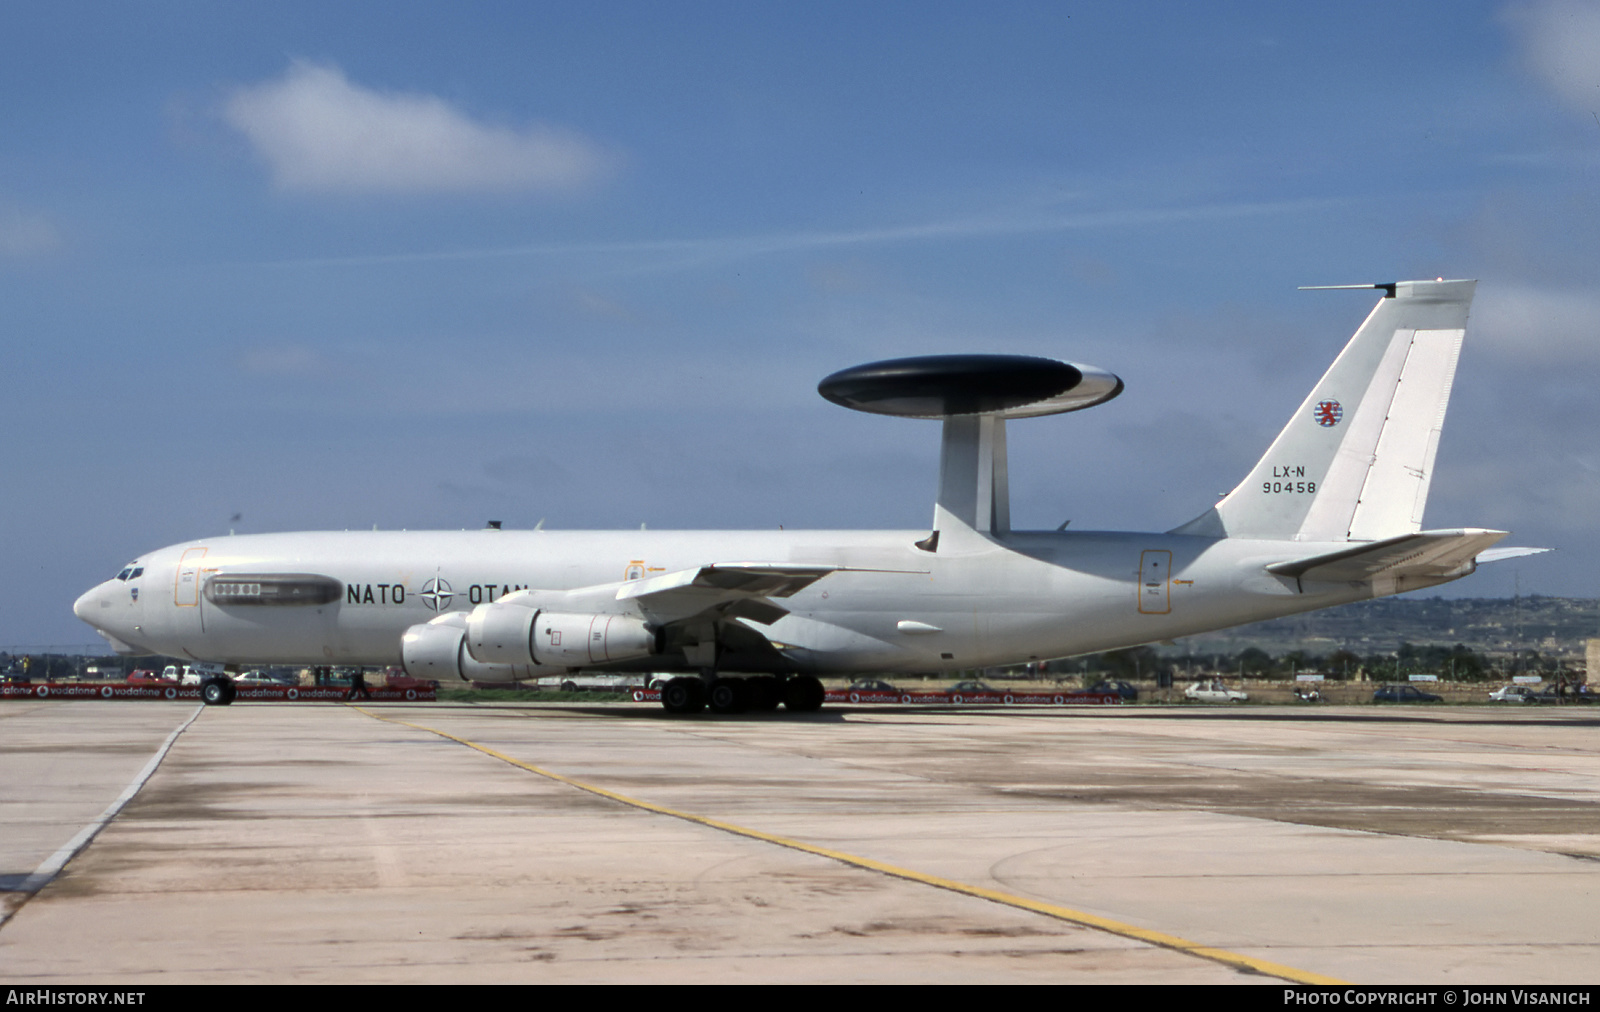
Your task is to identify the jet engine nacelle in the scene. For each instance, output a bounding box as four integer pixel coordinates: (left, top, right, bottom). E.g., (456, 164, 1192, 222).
(465, 600, 538, 665)
(401, 615, 548, 684)
(465, 600, 655, 668)
(535, 611, 655, 666)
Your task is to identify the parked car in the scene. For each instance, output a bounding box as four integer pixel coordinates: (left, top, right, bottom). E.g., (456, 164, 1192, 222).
(1372, 684, 1442, 703)
(234, 670, 295, 686)
(1184, 679, 1248, 703)
(948, 680, 1001, 694)
(1086, 679, 1138, 701)
(125, 669, 174, 685)
(847, 678, 899, 693)
(1489, 684, 1542, 703)
(164, 665, 203, 686)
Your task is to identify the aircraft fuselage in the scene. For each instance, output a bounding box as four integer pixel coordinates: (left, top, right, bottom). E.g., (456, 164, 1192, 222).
(74, 526, 1390, 675)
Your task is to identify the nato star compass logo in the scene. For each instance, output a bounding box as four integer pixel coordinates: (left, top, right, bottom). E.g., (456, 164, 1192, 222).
(1313, 400, 1343, 427)
(420, 577, 454, 611)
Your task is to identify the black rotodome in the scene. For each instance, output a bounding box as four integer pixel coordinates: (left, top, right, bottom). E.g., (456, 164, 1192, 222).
(817, 354, 1082, 418)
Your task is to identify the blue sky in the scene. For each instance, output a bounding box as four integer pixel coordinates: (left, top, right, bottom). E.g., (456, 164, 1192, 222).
(4, 2, 1598, 649)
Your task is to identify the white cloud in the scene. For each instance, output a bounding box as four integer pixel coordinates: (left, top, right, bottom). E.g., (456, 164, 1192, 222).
(1473, 283, 1600, 363)
(0, 208, 63, 257)
(222, 61, 608, 194)
(1506, 1, 1600, 112)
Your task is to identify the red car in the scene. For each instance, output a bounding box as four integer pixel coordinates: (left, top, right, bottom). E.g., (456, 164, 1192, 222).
(383, 671, 438, 691)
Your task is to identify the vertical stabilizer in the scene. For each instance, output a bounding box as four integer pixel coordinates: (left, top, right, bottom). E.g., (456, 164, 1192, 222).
(1172, 279, 1474, 542)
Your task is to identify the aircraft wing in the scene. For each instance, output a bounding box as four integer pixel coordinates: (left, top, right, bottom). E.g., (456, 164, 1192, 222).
(1265, 528, 1511, 584)
(615, 562, 839, 625)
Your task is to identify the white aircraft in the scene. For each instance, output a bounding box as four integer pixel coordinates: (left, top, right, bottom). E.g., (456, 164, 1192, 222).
(74, 279, 1542, 712)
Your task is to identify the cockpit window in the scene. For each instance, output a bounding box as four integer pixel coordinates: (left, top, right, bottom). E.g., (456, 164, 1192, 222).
(129, 567, 143, 579)
(116, 568, 133, 581)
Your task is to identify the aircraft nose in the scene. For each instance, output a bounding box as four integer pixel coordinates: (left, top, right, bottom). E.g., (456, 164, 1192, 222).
(73, 584, 104, 623)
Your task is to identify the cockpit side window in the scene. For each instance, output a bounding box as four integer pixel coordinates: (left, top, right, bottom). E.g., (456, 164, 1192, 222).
(116, 568, 133, 581)
(129, 567, 143, 579)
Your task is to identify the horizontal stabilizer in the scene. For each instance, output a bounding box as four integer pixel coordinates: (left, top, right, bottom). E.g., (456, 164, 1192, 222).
(1266, 528, 1508, 583)
(1475, 546, 1552, 564)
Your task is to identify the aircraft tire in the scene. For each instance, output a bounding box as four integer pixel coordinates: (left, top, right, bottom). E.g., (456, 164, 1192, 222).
(200, 679, 231, 706)
(783, 675, 825, 712)
(660, 677, 705, 714)
(746, 676, 781, 711)
(708, 677, 748, 714)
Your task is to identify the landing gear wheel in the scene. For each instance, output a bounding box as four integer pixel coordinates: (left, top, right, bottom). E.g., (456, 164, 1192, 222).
(745, 676, 781, 712)
(708, 677, 748, 714)
(661, 677, 705, 714)
(200, 678, 234, 706)
(782, 675, 825, 712)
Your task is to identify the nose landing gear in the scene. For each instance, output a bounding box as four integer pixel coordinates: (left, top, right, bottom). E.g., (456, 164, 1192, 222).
(199, 677, 236, 706)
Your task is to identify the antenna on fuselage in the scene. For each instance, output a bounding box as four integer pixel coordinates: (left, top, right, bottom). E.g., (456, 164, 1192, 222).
(817, 354, 1123, 548)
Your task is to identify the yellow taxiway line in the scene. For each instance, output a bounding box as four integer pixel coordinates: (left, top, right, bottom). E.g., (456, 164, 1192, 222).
(355, 705, 1346, 985)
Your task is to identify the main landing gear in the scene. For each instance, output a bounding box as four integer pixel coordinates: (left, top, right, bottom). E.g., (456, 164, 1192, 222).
(200, 677, 237, 706)
(660, 674, 824, 716)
